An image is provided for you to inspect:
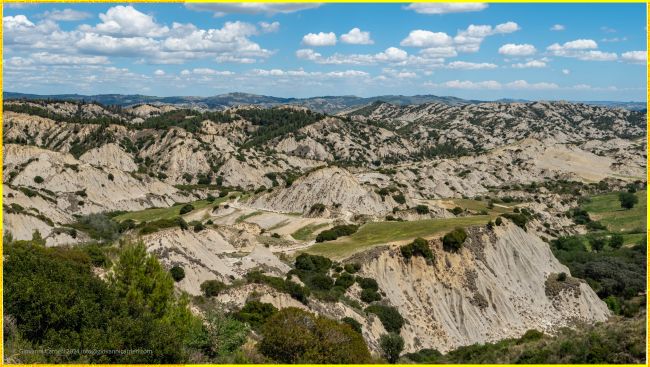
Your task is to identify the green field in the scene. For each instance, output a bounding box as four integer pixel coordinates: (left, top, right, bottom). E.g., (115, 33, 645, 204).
(114, 196, 231, 223)
(582, 190, 646, 233)
(305, 215, 491, 259)
(291, 223, 330, 241)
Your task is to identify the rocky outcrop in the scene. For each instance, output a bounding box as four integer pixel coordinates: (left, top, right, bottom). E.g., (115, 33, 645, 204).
(356, 222, 609, 353)
(250, 167, 395, 215)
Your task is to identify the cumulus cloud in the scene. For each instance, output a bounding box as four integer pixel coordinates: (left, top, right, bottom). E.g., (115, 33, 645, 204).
(498, 43, 536, 56)
(185, 3, 321, 16)
(562, 69, 570, 75)
(550, 24, 565, 31)
(340, 28, 374, 45)
(79, 5, 169, 37)
(621, 51, 647, 63)
(296, 46, 413, 65)
(453, 21, 520, 53)
(302, 32, 337, 46)
(446, 61, 497, 70)
(404, 3, 488, 14)
(258, 21, 280, 33)
(154, 69, 165, 76)
(41, 9, 92, 21)
(400, 30, 452, 47)
(251, 68, 369, 78)
(547, 39, 617, 61)
(512, 60, 546, 68)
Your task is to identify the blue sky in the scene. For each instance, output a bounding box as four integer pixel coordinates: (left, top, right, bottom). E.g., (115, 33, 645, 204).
(3, 2, 647, 101)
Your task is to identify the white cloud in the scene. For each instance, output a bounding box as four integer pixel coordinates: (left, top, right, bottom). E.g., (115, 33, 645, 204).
(80, 5, 169, 37)
(621, 51, 647, 63)
(154, 69, 165, 76)
(296, 47, 413, 65)
(340, 28, 374, 45)
(405, 3, 488, 14)
(601, 37, 627, 43)
(562, 69, 570, 75)
(550, 24, 565, 31)
(600, 26, 617, 33)
(258, 21, 280, 33)
(180, 69, 191, 76)
(41, 9, 92, 21)
(437, 79, 558, 90)
(302, 32, 337, 46)
(512, 60, 547, 68)
(185, 3, 321, 16)
(453, 21, 520, 53)
(547, 39, 617, 61)
(192, 68, 234, 75)
(401, 30, 452, 47)
(498, 43, 536, 56)
(419, 46, 457, 58)
(446, 61, 497, 70)
(251, 68, 369, 79)
(494, 22, 520, 34)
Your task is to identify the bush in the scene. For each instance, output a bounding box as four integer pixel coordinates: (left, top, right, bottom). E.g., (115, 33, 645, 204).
(501, 213, 529, 230)
(295, 253, 332, 272)
(618, 192, 638, 210)
(234, 301, 277, 329)
(609, 234, 624, 249)
(344, 263, 361, 274)
(170, 265, 185, 282)
(334, 272, 355, 289)
(380, 333, 405, 364)
(179, 204, 194, 215)
(310, 203, 326, 214)
(33, 176, 44, 184)
(357, 277, 378, 291)
(201, 279, 227, 297)
(442, 228, 468, 252)
(193, 223, 206, 232)
(400, 237, 434, 262)
(360, 288, 382, 303)
(415, 205, 429, 214)
(557, 272, 567, 281)
(341, 317, 362, 333)
(258, 308, 371, 363)
(589, 236, 606, 252)
(315, 225, 359, 243)
(365, 305, 404, 333)
(392, 193, 406, 204)
(495, 217, 503, 226)
(107, 173, 114, 181)
(451, 206, 463, 215)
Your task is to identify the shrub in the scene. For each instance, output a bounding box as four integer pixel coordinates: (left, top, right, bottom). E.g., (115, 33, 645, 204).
(442, 228, 467, 252)
(334, 272, 355, 289)
(107, 173, 114, 181)
(344, 263, 362, 274)
(415, 205, 429, 214)
(557, 272, 567, 281)
(179, 204, 194, 215)
(201, 279, 227, 297)
(360, 288, 382, 303)
(33, 176, 44, 184)
(295, 253, 332, 272)
(170, 265, 185, 282)
(400, 237, 434, 262)
(589, 236, 606, 252)
(495, 217, 503, 226)
(392, 193, 406, 204)
(234, 300, 277, 329)
(500, 213, 529, 230)
(380, 333, 405, 364)
(451, 207, 463, 215)
(306, 273, 334, 291)
(341, 317, 362, 333)
(310, 203, 326, 214)
(618, 192, 638, 210)
(315, 225, 359, 243)
(365, 305, 404, 333)
(258, 308, 371, 363)
(609, 234, 624, 249)
(357, 277, 378, 291)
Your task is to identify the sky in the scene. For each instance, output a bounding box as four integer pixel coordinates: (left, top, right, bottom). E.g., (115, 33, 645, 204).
(3, 2, 647, 101)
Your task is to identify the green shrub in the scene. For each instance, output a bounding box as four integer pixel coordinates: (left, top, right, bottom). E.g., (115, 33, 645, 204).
(357, 277, 378, 291)
(500, 213, 529, 230)
(495, 217, 503, 226)
(415, 205, 429, 214)
(451, 206, 463, 215)
(400, 237, 434, 262)
(201, 279, 227, 297)
(258, 307, 371, 363)
(315, 225, 359, 243)
(618, 191, 638, 210)
(341, 317, 362, 333)
(344, 263, 362, 274)
(234, 300, 277, 329)
(34, 176, 44, 184)
(392, 193, 406, 204)
(380, 333, 405, 364)
(179, 204, 194, 215)
(365, 305, 404, 333)
(170, 265, 185, 282)
(334, 272, 355, 289)
(360, 288, 382, 303)
(442, 228, 467, 252)
(609, 234, 624, 249)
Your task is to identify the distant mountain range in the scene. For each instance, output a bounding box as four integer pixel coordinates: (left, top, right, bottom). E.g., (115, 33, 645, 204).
(4, 91, 646, 113)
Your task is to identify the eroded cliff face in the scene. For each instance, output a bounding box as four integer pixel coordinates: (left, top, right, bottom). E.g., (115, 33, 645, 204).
(356, 222, 609, 353)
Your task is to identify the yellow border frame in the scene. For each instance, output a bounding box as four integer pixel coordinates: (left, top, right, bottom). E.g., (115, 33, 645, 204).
(0, 1, 648, 366)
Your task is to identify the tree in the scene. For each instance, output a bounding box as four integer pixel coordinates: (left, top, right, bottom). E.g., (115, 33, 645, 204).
(609, 234, 624, 249)
(380, 333, 405, 364)
(589, 236, 606, 252)
(170, 265, 185, 282)
(258, 308, 371, 363)
(180, 204, 195, 215)
(618, 192, 638, 210)
(365, 305, 404, 333)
